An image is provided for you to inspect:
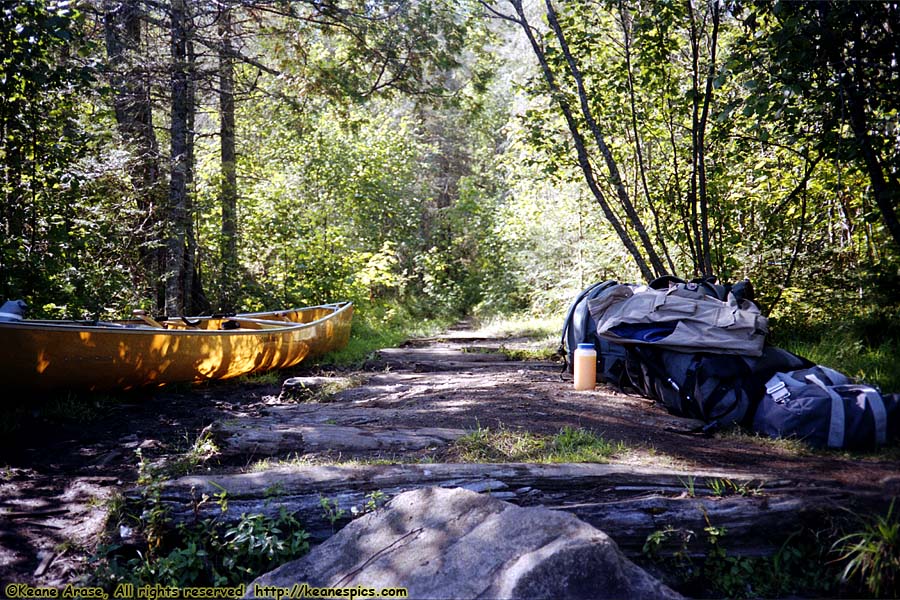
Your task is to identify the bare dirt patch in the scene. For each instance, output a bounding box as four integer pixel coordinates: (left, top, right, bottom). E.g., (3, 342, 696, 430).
(1, 323, 897, 587)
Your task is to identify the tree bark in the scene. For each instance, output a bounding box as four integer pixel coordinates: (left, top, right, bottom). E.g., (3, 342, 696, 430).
(166, 0, 191, 316)
(103, 0, 165, 310)
(219, 5, 239, 312)
(695, 0, 719, 277)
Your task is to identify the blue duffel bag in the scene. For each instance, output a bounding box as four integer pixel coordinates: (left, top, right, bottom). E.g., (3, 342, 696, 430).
(752, 366, 899, 449)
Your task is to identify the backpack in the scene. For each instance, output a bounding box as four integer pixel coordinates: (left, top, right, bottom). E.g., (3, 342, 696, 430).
(589, 282, 768, 357)
(752, 366, 899, 449)
(559, 281, 629, 386)
(648, 275, 755, 305)
(626, 345, 811, 429)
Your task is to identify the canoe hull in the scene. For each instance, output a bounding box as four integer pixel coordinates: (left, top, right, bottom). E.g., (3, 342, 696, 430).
(0, 302, 353, 391)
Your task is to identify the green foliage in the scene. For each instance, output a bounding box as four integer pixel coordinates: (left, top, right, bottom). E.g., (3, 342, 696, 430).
(94, 509, 309, 588)
(706, 478, 761, 498)
(0, 0, 120, 316)
(642, 523, 839, 598)
(364, 490, 387, 514)
(834, 499, 900, 598)
(94, 450, 308, 588)
(319, 496, 347, 529)
(5, 0, 900, 377)
(311, 303, 453, 368)
(236, 371, 281, 386)
(500, 0, 900, 319)
(771, 304, 900, 394)
(679, 476, 696, 498)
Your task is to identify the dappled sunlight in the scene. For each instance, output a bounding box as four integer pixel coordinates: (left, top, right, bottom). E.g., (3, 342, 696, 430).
(0, 303, 352, 391)
(35, 350, 50, 374)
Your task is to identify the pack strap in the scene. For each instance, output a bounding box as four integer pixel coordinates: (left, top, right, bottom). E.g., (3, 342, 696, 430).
(806, 374, 845, 448)
(678, 357, 707, 420)
(664, 420, 721, 436)
(631, 346, 681, 393)
(863, 387, 888, 446)
(558, 280, 613, 358)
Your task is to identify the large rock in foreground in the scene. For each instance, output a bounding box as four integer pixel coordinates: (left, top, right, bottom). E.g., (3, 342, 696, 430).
(246, 487, 681, 600)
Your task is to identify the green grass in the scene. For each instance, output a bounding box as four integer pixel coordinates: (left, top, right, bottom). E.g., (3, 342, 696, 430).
(545, 426, 626, 462)
(716, 429, 814, 456)
(449, 425, 547, 462)
(719, 427, 900, 461)
(236, 371, 282, 386)
(469, 314, 559, 340)
(495, 344, 560, 362)
(781, 334, 900, 393)
(247, 453, 432, 472)
(447, 425, 624, 463)
(833, 499, 900, 598)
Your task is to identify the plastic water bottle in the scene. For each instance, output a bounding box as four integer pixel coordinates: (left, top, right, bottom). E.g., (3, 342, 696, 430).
(573, 343, 597, 390)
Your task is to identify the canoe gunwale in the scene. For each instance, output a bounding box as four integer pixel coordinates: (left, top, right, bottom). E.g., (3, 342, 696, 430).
(0, 301, 353, 337)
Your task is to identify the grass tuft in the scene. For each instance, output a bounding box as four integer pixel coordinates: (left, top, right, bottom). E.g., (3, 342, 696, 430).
(833, 499, 900, 598)
(447, 424, 624, 464)
(450, 425, 546, 462)
(545, 426, 625, 462)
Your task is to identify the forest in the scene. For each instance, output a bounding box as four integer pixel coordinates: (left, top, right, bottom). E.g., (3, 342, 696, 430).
(3, 0, 900, 596)
(3, 0, 899, 348)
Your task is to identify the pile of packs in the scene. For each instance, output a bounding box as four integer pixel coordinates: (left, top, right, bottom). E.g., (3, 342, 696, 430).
(560, 278, 899, 449)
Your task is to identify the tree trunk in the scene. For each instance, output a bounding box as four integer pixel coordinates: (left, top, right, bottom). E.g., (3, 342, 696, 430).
(619, 4, 677, 276)
(166, 0, 191, 316)
(686, 0, 709, 277)
(103, 0, 165, 311)
(508, 0, 655, 281)
(545, 0, 667, 279)
(819, 5, 900, 252)
(842, 90, 900, 252)
(695, 0, 720, 277)
(219, 5, 239, 312)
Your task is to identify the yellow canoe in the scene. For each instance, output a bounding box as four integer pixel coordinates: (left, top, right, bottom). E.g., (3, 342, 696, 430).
(0, 302, 353, 391)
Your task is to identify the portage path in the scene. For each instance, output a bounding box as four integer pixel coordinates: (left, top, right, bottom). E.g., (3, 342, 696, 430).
(1, 322, 897, 586)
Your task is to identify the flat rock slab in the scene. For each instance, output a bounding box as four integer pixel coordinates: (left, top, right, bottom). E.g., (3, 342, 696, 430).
(245, 487, 682, 600)
(155, 462, 820, 556)
(374, 346, 558, 373)
(211, 415, 466, 458)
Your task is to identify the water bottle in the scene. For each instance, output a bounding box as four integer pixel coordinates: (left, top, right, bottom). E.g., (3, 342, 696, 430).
(573, 342, 597, 391)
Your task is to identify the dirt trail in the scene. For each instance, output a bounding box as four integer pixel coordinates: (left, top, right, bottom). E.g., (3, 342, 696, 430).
(1, 322, 898, 586)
